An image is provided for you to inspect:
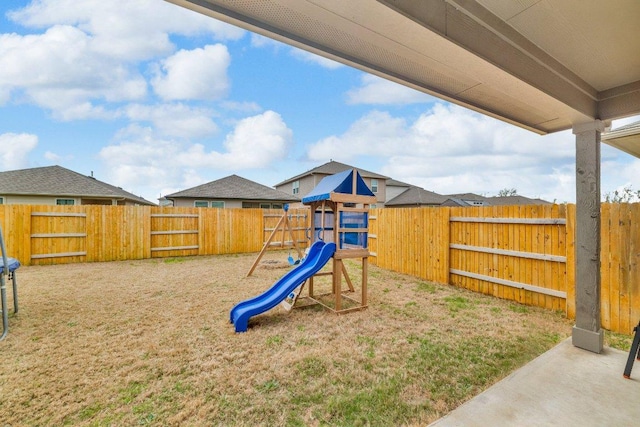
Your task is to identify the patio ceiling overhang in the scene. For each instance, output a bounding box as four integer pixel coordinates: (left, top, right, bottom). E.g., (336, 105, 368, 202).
(168, 0, 640, 149)
(602, 122, 640, 158)
(168, 0, 640, 354)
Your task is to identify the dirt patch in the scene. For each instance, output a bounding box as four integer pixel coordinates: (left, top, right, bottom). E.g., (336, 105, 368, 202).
(0, 251, 572, 426)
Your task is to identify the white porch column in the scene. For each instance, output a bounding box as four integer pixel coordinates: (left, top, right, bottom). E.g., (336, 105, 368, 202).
(572, 120, 605, 353)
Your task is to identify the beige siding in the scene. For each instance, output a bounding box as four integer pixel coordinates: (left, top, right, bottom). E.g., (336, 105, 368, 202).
(278, 173, 387, 204)
(1, 195, 79, 205)
(171, 198, 238, 208)
(386, 185, 410, 202)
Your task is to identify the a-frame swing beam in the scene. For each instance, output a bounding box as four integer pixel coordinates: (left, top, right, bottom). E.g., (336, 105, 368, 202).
(246, 211, 304, 277)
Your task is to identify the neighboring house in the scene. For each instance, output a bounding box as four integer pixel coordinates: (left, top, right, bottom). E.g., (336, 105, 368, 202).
(385, 178, 412, 203)
(0, 165, 155, 206)
(486, 195, 552, 206)
(165, 174, 299, 208)
(441, 193, 552, 207)
(275, 161, 389, 207)
(441, 193, 491, 207)
(385, 186, 448, 207)
(275, 161, 553, 209)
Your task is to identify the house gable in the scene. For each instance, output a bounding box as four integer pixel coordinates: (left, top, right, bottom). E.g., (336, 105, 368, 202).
(0, 165, 155, 206)
(275, 161, 389, 206)
(165, 174, 299, 208)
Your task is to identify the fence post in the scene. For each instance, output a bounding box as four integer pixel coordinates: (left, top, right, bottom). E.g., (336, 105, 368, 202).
(565, 204, 576, 320)
(440, 206, 451, 285)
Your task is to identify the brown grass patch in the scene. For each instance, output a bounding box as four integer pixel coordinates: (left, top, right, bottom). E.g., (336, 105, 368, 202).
(0, 251, 572, 426)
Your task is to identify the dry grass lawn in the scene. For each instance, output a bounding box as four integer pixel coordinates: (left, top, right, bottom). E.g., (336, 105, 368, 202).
(0, 251, 573, 426)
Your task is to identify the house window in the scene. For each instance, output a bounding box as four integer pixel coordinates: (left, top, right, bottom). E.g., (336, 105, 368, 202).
(371, 179, 378, 193)
(292, 180, 299, 195)
(260, 203, 271, 209)
(56, 199, 75, 205)
(194, 201, 208, 208)
(0, 197, 3, 204)
(210, 201, 224, 208)
(272, 203, 283, 210)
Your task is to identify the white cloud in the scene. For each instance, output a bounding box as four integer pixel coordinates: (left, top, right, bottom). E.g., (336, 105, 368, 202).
(151, 44, 231, 101)
(0, 133, 38, 170)
(218, 110, 293, 169)
(124, 103, 218, 139)
(347, 74, 435, 105)
(306, 104, 580, 201)
(0, 26, 147, 118)
(8, 0, 244, 60)
(44, 151, 62, 162)
(289, 48, 343, 69)
(250, 33, 343, 69)
(99, 111, 293, 200)
(250, 34, 282, 49)
(221, 101, 262, 114)
(308, 110, 409, 161)
(1, 0, 243, 119)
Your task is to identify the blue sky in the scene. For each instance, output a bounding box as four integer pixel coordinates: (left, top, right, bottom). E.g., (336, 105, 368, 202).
(1, 0, 639, 204)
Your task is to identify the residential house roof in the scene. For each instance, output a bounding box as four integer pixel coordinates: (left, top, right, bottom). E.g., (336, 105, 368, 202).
(385, 186, 448, 206)
(445, 193, 488, 201)
(487, 196, 552, 206)
(165, 174, 300, 202)
(442, 193, 551, 206)
(275, 161, 388, 186)
(385, 178, 412, 187)
(0, 165, 155, 205)
(301, 169, 375, 203)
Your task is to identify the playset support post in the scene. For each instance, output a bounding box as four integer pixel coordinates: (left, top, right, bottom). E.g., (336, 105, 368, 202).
(298, 168, 376, 314)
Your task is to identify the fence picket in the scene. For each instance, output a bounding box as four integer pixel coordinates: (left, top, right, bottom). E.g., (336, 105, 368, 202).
(1, 203, 639, 334)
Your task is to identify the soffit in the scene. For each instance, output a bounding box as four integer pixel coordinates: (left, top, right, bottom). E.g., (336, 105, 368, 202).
(167, 0, 640, 145)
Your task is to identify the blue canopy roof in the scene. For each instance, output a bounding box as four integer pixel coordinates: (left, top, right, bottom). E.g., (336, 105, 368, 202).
(302, 169, 375, 203)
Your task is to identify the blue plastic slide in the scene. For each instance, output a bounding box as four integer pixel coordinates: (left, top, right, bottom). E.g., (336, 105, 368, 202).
(231, 240, 336, 332)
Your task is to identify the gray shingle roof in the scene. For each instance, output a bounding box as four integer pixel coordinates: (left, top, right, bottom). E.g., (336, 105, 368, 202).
(275, 161, 389, 186)
(385, 178, 412, 187)
(166, 175, 300, 202)
(445, 193, 488, 201)
(0, 165, 155, 205)
(487, 196, 552, 205)
(442, 194, 551, 206)
(386, 186, 448, 206)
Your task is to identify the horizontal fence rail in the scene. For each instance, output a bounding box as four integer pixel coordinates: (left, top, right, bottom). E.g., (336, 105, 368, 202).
(368, 204, 640, 335)
(1, 203, 639, 334)
(0, 205, 301, 265)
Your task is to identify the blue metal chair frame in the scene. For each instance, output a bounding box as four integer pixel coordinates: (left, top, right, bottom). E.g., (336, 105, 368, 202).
(0, 224, 20, 341)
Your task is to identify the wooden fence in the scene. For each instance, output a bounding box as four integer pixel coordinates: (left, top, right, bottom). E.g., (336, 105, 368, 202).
(1, 203, 639, 334)
(599, 203, 640, 334)
(370, 204, 640, 334)
(0, 205, 268, 265)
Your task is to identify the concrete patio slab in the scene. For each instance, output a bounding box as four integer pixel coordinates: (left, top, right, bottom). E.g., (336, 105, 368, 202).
(430, 338, 640, 426)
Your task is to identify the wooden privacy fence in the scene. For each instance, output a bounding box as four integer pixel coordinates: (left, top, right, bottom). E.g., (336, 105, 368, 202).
(1, 203, 639, 334)
(0, 205, 274, 265)
(600, 203, 640, 335)
(370, 204, 640, 335)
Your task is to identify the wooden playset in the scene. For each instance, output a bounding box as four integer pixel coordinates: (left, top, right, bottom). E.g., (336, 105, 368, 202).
(296, 168, 376, 314)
